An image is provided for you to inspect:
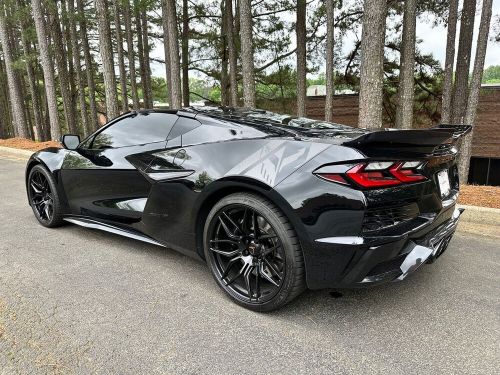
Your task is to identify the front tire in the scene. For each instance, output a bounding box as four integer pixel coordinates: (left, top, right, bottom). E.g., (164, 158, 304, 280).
(27, 164, 64, 228)
(203, 193, 306, 312)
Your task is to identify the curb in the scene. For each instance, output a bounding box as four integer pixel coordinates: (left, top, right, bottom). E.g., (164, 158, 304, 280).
(457, 204, 500, 226)
(0, 146, 34, 158)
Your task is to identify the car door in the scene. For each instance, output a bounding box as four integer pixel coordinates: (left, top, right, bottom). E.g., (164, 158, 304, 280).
(61, 112, 178, 224)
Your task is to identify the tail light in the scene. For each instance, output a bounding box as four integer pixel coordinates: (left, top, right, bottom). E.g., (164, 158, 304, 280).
(314, 161, 426, 189)
(346, 164, 401, 187)
(389, 162, 426, 183)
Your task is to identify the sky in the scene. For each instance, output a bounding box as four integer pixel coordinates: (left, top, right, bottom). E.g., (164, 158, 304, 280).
(417, 0, 500, 69)
(149, 0, 500, 79)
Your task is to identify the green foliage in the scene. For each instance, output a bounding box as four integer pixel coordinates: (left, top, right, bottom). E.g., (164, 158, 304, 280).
(150, 77, 167, 103)
(482, 65, 500, 84)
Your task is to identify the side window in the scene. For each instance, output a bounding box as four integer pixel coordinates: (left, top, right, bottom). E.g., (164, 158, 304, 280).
(91, 113, 178, 149)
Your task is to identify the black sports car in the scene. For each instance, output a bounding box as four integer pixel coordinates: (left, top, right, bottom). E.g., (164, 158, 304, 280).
(26, 107, 471, 311)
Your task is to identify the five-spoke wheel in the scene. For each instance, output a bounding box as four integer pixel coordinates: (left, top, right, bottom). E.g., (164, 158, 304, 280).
(28, 165, 64, 227)
(204, 193, 305, 311)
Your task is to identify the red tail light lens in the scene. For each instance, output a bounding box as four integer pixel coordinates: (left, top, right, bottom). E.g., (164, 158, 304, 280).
(315, 161, 427, 189)
(389, 162, 427, 183)
(346, 164, 401, 187)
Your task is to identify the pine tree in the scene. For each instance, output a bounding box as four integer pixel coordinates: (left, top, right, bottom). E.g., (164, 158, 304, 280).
(48, 1, 77, 134)
(458, 0, 493, 181)
(325, 0, 335, 122)
(123, 0, 140, 110)
(226, 0, 238, 107)
(95, 0, 119, 120)
(114, 0, 129, 113)
(395, 0, 417, 129)
(31, 0, 60, 139)
(239, 0, 255, 107)
(451, 0, 476, 124)
(358, 0, 388, 129)
(65, 0, 89, 136)
(76, 0, 99, 130)
(441, 0, 459, 124)
(0, 5, 27, 138)
(296, 0, 307, 117)
(181, 0, 189, 106)
(163, 0, 182, 108)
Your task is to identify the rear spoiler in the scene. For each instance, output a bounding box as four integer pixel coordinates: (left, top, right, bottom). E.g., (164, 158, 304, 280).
(343, 124, 471, 158)
(431, 124, 472, 139)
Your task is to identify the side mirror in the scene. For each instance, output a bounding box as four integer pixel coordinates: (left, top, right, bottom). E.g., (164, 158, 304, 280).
(61, 134, 81, 150)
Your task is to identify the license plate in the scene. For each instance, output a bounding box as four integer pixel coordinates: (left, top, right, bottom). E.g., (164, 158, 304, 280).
(437, 170, 451, 198)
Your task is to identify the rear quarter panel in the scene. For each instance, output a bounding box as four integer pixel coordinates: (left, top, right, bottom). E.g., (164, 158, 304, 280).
(141, 138, 331, 255)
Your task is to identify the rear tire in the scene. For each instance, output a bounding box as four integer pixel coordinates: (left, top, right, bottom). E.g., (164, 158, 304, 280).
(203, 193, 306, 312)
(27, 164, 64, 228)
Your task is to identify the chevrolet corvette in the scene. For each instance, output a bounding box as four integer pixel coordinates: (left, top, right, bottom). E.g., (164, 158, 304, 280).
(25, 107, 471, 311)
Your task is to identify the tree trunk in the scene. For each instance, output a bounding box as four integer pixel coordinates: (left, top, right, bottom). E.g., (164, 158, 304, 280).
(325, 0, 334, 122)
(31, 0, 60, 140)
(163, 0, 182, 108)
(0, 56, 14, 137)
(18, 74, 34, 140)
(61, 0, 78, 132)
(123, 0, 140, 110)
(134, 1, 146, 108)
(239, 0, 255, 107)
(0, 60, 7, 138)
(0, 8, 28, 138)
(49, 2, 77, 134)
(161, 0, 172, 106)
(95, 0, 119, 120)
(395, 0, 417, 130)
(24, 54, 44, 140)
(8, 15, 31, 139)
(451, 0, 476, 124)
(17, 0, 44, 140)
(226, 0, 238, 107)
(458, 0, 493, 182)
(114, 0, 129, 113)
(32, 41, 51, 140)
(441, 0, 459, 124)
(358, 0, 388, 129)
(296, 0, 307, 117)
(140, 7, 153, 108)
(220, 1, 229, 106)
(76, 0, 99, 130)
(67, 0, 90, 136)
(181, 0, 189, 106)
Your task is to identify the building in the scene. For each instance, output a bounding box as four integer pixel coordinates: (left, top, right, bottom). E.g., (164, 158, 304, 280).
(467, 84, 500, 186)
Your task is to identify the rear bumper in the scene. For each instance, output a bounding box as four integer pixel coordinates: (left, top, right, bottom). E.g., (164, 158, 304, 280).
(305, 206, 463, 289)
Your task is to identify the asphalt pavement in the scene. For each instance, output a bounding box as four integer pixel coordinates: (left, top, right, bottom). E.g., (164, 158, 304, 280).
(0, 157, 499, 375)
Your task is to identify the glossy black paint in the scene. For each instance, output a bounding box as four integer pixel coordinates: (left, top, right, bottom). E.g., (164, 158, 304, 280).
(26, 107, 466, 289)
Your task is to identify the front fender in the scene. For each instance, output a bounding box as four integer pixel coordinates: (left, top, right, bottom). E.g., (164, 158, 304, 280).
(25, 147, 70, 210)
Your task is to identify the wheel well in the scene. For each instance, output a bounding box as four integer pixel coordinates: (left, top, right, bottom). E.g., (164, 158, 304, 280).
(195, 185, 281, 260)
(25, 160, 41, 186)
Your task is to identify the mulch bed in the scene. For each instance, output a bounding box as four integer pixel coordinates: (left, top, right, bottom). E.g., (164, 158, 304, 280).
(458, 185, 500, 209)
(0, 137, 61, 151)
(1, 137, 498, 209)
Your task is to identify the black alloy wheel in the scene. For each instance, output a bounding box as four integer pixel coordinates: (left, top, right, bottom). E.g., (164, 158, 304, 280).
(28, 165, 64, 227)
(204, 193, 306, 311)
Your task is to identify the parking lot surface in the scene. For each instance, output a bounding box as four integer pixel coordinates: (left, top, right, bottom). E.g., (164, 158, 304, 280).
(0, 158, 499, 374)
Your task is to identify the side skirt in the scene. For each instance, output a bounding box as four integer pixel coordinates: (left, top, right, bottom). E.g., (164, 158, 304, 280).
(63, 216, 166, 247)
